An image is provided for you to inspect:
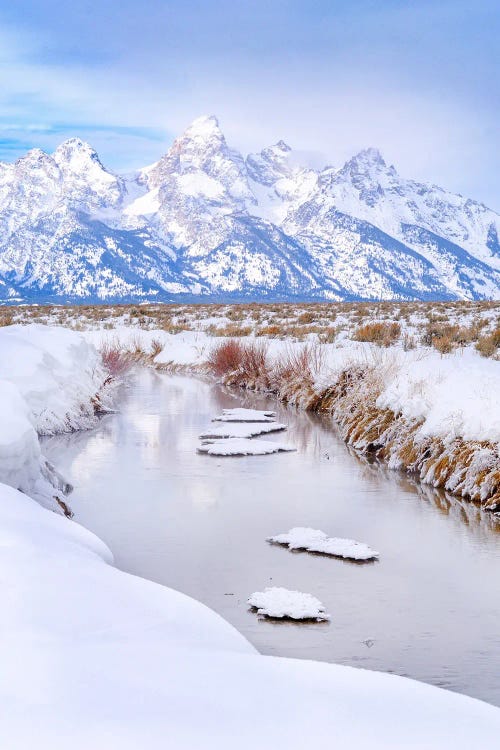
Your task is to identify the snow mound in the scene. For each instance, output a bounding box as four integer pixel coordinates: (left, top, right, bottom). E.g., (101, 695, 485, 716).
(267, 527, 379, 561)
(198, 438, 295, 456)
(248, 587, 330, 621)
(213, 408, 277, 423)
(0, 325, 109, 511)
(199, 422, 286, 439)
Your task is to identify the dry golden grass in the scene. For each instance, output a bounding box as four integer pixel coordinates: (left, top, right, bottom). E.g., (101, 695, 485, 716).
(353, 321, 401, 346)
(476, 327, 500, 358)
(2, 300, 500, 356)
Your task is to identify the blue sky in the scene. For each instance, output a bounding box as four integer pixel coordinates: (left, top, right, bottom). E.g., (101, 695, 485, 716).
(0, 0, 498, 207)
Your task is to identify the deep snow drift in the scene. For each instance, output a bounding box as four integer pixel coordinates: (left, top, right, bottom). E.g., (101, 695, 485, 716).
(0, 325, 109, 511)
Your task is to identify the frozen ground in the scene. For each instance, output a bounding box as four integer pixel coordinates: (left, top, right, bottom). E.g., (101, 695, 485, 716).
(248, 587, 330, 621)
(1, 324, 500, 746)
(267, 527, 379, 561)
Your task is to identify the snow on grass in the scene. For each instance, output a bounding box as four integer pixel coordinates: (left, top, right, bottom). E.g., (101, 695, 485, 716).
(199, 421, 286, 439)
(267, 527, 379, 561)
(213, 407, 277, 422)
(198, 437, 295, 456)
(248, 587, 330, 621)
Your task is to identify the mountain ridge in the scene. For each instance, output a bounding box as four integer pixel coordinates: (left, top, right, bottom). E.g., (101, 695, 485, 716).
(0, 114, 498, 304)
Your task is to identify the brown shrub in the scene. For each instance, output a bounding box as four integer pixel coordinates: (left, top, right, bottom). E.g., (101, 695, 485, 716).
(353, 321, 401, 346)
(206, 323, 253, 337)
(240, 341, 270, 387)
(100, 342, 131, 378)
(0, 311, 13, 326)
(476, 327, 500, 358)
(318, 327, 337, 344)
(256, 324, 283, 338)
(206, 339, 245, 377)
(297, 311, 316, 324)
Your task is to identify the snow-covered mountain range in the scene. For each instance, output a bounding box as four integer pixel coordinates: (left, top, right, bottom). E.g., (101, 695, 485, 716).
(1, 115, 499, 303)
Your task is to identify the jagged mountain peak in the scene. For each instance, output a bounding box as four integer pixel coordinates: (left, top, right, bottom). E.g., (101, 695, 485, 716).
(246, 141, 296, 187)
(54, 137, 99, 161)
(16, 148, 54, 166)
(53, 137, 114, 178)
(182, 114, 223, 140)
(268, 140, 292, 154)
(339, 147, 392, 180)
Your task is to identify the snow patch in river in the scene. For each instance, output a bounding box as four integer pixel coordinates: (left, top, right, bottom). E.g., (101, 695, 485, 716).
(198, 438, 295, 456)
(213, 408, 277, 423)
(248, 587, 330, 621)
(200, 422, 286, 439)
(267, 527, 379, 561)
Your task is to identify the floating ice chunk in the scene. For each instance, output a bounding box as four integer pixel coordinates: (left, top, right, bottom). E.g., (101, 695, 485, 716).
(200, 422, 286, 439)
(198, 438, 295, 456)
(267, 527, 379, 561)
(213, 408, 277, 423)
(248, 587, 330, 621)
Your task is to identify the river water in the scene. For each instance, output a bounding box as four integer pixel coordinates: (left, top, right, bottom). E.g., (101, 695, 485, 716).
(43, 369, 500, 706)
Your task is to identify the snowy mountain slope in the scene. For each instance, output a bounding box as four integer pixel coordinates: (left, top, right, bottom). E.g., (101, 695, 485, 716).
(315, 148, 500, 269)
(0, 115, 498, 303)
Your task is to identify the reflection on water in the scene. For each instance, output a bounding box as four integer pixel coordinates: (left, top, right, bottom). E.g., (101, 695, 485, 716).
(43, 369, 500, 706)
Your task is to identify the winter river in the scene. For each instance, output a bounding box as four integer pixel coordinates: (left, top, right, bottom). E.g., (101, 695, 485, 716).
(43, 369, 500, 706)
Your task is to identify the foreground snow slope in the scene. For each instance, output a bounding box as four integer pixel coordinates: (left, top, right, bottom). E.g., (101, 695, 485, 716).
(1, 481, 500, 749)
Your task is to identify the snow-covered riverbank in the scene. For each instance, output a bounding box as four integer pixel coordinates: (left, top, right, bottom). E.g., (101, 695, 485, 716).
(0, 325, 110, 512)
(85, 326, 500, 510)
(1, 324, 500, 747)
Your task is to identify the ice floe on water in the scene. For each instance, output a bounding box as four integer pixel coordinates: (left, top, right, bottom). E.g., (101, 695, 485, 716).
(198, 438, 295, 456)
(248, 587, 330, 621)
(213, 408, 277, 423)
(199, 421, 286, 439)
(267, 527, 379, 561)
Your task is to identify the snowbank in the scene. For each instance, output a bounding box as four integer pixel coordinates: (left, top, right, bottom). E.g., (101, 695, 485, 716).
(86, 327, 500, 447)
(2, 482, 500, 749)
(0, 325, 108, 511)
